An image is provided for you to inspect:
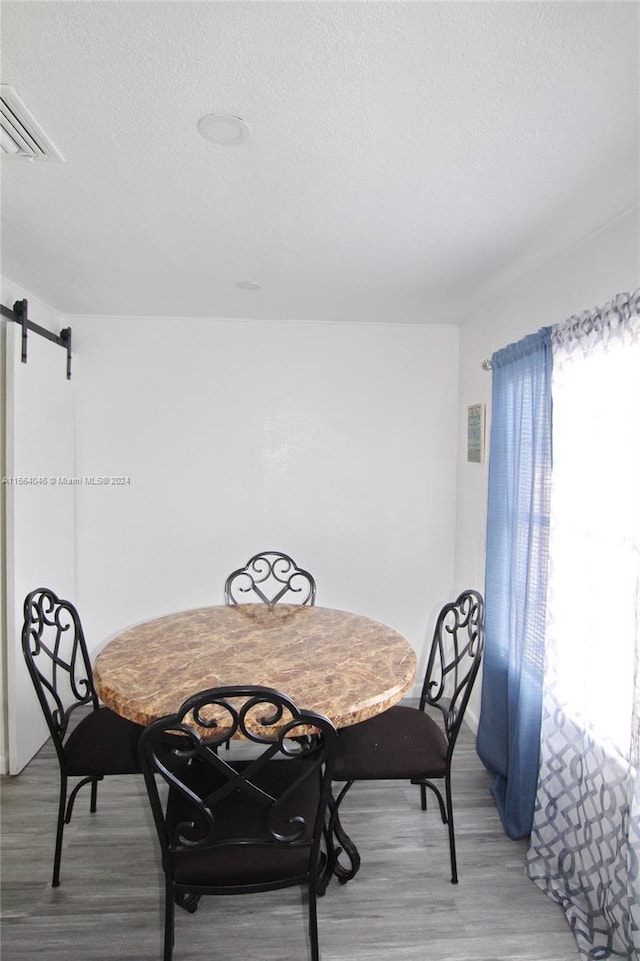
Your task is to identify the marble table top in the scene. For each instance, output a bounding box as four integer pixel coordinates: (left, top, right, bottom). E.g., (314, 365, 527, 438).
(93, 604, 416, 732)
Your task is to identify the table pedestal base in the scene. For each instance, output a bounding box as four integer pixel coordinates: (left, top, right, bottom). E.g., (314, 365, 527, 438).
(317, 786, 361, 895)
(175, 892, 200, 913)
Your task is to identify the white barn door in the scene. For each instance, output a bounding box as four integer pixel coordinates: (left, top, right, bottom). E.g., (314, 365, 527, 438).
(4, 318, 75, 774)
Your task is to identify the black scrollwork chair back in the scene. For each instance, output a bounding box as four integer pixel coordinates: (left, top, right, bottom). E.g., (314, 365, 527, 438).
(224, 551, 316, 606)
(21, 588, 143, 887)
(138, 685, 336, 961)
(331, 589, 485, 884)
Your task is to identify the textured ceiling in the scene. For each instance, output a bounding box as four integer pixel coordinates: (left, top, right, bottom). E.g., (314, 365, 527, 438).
(1, 1, 638, 324)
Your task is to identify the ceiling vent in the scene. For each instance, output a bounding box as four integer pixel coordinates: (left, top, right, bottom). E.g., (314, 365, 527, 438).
(0, 84, 64, 161)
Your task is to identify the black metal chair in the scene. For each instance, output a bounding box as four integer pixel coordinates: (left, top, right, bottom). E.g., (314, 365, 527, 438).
(224, 550, 316, 606)
(21, 587, 143, 887)
(138, 685, 336, 961)
(331, 589, 485, 884)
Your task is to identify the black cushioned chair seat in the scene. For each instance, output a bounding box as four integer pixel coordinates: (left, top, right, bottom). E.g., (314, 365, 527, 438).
(167, 758, 320, 887)
(65, 706, 143, 776)
(171, 836, 313, 887)
(333, 706, 448, 781)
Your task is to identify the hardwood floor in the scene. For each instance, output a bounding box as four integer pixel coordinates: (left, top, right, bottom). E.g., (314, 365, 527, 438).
(1, 710, 580, 961)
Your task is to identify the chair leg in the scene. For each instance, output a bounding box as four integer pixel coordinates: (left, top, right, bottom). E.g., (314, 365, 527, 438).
(414, 778, 457, 881)
(308, 881, 319, 961)
(445, 776, 458, 884)
(64, 776, 101, 824)
(90, 777, 98, 813)
(52, 774, 68, 887)
(415, 779, 447, 824)
(53, 776, 102, 887)
(164, 880, 176, 961)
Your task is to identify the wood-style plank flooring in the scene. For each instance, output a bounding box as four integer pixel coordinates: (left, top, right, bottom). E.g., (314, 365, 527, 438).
(1, 708, 580, 961)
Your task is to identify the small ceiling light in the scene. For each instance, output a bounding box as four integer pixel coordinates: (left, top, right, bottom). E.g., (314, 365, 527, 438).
(198, 114, 250, 145)
(236, 280, 262, 290)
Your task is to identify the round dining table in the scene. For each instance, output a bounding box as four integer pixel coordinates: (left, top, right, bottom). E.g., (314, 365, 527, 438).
(93, 603, 416, 732)
(94, 602, 416, 892)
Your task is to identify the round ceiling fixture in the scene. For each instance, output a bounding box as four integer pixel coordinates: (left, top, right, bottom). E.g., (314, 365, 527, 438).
(236, 280, 262, 290)
(197, 114, 250, 145)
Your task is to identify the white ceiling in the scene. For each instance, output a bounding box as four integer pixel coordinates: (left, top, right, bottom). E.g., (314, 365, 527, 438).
(1, 1, 638, 324)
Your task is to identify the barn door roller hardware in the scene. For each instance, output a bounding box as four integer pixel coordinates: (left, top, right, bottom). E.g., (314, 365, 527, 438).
(0, 299, 72, 379)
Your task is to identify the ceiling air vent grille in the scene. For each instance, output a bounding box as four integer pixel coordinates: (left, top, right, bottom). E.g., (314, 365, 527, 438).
(0, 85, 64, 161)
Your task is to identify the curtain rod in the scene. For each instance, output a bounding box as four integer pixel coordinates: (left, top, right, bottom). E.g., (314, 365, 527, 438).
(481, 359, 492, 370)
(0, 299, 72, 379)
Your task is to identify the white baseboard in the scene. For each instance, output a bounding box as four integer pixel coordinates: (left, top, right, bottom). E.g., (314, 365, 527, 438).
(464, 706, 479, 735)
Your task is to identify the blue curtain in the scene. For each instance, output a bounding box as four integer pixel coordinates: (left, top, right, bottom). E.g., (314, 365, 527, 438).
(476, 328, 552, 839)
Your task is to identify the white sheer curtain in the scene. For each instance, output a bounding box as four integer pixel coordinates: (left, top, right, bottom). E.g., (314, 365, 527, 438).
(526, 291, 640, 959)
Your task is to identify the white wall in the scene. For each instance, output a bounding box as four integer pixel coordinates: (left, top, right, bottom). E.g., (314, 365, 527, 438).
(71, 315, 459, 683)
(454, 205, 640, 728)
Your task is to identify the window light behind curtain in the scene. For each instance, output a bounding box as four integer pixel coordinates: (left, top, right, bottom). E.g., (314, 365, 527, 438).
(526, 290, 640, 960)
